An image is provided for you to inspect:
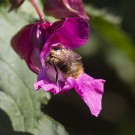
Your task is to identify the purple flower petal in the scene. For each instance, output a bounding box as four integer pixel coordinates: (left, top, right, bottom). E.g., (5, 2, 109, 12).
(35, 67, 105, 116)
(48, 18, 90, 49)
(74, 73, 105, 117)
(34, 67, 75, 94)
(11, 24, 40, 73)
(34, 78, 74, 95)
(11, 24, 34, 61)
(34, 68, 62, 94)
(41, 18, 90, 60)
(29, 48, 41, 73)
(11, 22, 50, 74)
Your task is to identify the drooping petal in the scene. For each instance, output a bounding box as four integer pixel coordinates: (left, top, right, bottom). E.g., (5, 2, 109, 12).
(11, 24, 34, 61)
(11, 24, 41, 73)
(34, 78, 74, 95)
(34, 68, 61, 94)
(74, 73, 105, 117)
(11, 22, 50, 74)
(34, 80, 62, 94)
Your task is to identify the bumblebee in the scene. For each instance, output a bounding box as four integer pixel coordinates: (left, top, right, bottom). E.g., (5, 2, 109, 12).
(46, 47, 83, 83)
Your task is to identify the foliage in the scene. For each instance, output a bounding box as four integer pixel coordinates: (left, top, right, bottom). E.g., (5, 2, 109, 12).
(0, 1, 68, 135)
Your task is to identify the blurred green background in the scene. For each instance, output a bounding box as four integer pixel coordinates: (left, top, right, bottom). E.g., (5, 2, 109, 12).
(0, 0, 135, 135)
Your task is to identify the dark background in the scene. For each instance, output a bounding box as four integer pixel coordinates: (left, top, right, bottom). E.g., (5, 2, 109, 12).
(87, 0, 135, 40)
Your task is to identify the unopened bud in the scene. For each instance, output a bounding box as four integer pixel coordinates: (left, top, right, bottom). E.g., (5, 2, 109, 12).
(8, 0, 24, 12)
(44, 0, 89, 20)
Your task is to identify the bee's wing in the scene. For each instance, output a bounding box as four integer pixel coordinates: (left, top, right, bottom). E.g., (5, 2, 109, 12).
(51, 49, 81, 62)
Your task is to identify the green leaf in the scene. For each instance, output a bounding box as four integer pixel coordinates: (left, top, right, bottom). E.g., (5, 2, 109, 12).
(85, 5, 135, 62)
(85, 5, 135, 92)
(0, 2, 68, 135)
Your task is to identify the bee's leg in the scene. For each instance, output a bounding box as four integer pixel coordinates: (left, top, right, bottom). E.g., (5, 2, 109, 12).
(52, 59, 59, 87)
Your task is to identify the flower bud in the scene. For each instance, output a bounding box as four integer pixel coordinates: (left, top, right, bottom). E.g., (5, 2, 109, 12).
(44, 0, 89, 20)
(8, 0, 24, 12)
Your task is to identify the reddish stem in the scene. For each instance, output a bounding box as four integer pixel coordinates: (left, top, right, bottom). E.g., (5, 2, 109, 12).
(31, 0, 45, 22)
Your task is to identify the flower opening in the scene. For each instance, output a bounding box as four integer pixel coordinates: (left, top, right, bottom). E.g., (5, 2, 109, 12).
(34, 45, 105, 117)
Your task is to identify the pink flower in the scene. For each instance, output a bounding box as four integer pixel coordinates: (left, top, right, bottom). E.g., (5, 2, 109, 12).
(11, 17, 89, 73)
(34, 40, 105, 117)
(35, 66, 105, 117)
(44, 0, 89, 20)
(35, 18, 105, 117)
(11, 17, 105, 116)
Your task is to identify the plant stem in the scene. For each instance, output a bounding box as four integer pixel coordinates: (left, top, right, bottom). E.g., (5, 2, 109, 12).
(31, 0, 45, 22)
